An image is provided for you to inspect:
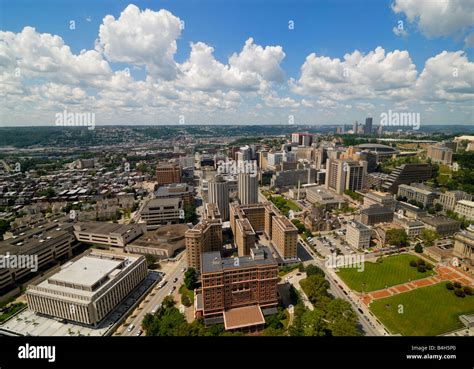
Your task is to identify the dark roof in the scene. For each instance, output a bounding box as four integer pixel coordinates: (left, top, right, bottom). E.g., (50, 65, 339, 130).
(201, 246, 276, 274)
(361, 205, 393, 216)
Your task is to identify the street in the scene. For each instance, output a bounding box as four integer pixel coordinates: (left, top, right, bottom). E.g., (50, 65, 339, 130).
(295, 235, 383, 336)
(118, 256, 188, 336)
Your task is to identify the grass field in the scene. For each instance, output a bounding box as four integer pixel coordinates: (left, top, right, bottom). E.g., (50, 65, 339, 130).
(370, 283, 474, 336)
(337, 254, 435, 292)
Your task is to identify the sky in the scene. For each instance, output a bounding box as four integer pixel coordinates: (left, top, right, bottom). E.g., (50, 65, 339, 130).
(0, 0, 473, 127)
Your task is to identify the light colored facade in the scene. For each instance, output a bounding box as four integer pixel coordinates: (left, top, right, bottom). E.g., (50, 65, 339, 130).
(237, 173, 258, 205)
(346, 221, 371, 249)
(271, 216, 298, 259)
(73, 222, 144, 247)
(208, 175, 230, 220)
(271, 168, 316, 188)
(363, 191, 395, 211)
(26, 252, 147, 325)
(427, 145, 453, 165)
(397, 184, 438, 208)
(453, 226, 474, 270)
(306, 186, 344, 210)
(139, 197, 184, 229)
(454, 200, 474, 221)
(325, 158, 367, 195)
(435, 190, 472, 212)
(155, 183, 194, 206)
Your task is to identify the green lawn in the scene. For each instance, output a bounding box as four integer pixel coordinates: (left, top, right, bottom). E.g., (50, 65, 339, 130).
(370, 283, 474, 336)
(337, 254, 435, 292)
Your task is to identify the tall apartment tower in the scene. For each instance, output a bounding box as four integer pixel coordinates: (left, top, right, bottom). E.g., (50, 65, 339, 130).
(208, 175, 230, 220)
(364, 117, 373, 135)
(238, 172, 258, 205)
(325, 158, 367, 195)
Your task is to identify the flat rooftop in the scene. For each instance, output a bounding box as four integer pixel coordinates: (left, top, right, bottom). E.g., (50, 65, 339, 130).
(73, 222, 140, 235)
(49, 255, 122, 288)
(202, 246, 276, 274)
(223, 305, 265, 330)
(420, 216, 461, 226)
(361, 205, 393, 215)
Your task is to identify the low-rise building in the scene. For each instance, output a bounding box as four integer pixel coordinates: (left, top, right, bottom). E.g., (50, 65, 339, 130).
(360, 205, 394, 226)
(306, 186, 345, 210)
(126, 223, 189, 259)
(73, 222, 144, 248)
(155, 183, 194, 206)
(139, 197, 184, 229)
(453, 226, 474, 272)
(454, 200, 474, 221)
(434, 190, 472, 212)
(26, 252, 147, 326)
(346, 221, 371, 249)
(420, 216, 461, 236)
(397, 184, 439, 208)
(363, 191, 395, 211)
(0, 218, 81, 293)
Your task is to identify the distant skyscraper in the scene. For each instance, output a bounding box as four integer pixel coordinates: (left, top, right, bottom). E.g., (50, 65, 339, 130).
(208, 175, 229, 220)
(364, 117, 373, 135)
(352, 121, 358, 134)
(238, 172, 258, 204)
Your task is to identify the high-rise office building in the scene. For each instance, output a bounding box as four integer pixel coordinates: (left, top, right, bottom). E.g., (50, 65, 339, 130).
(208, 175, 230, 220)
(238, 172, 258, 205)
(352, 121, 358, 134)
(364, 117, 373, 135)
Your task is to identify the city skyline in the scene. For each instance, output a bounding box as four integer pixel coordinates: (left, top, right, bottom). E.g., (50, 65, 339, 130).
(0, 0, 473, 127)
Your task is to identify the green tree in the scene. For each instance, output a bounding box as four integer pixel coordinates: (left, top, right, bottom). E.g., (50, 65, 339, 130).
(300, 275, 330, 306)
(325, 299, 360, 336)
(414, 243, 423, 253)
(184, 268, 198, 290)
(301, 308, 328, 336)
(305, 264, 325, 278)
(184, 204, 198, 224)
(385, 228, 408, 247)
(420, 229, 439, 247)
